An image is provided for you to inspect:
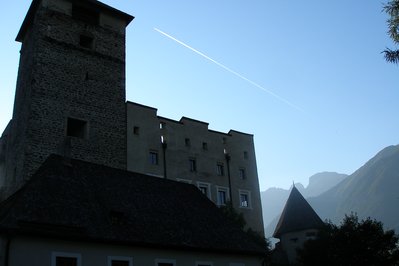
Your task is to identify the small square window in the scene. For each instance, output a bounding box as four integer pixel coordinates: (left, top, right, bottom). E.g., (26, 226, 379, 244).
(79, 35, 93, 49)
(189, 158, 197, 172)
(185, 138, 191, 147)
(239, 168, 246, 179)
(202, 142, 208, 150)
(72, 5, 99, 25)
(216, 163, 224, 176)
(243, 151, 248, 159)
(149, 151, 158, 165)
(66, 117, 87, 139)
(160, 122, 166, 129)
(133, 126, 140, 135)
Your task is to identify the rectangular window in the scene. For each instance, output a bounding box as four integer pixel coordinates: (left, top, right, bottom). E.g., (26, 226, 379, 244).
(239, 168, 246, 179)
(189, 158, 197, 172)
(217, 187, 229, 206)
(239, 191, 250, 208)
(155, 259, 176, 266)
(133, 126, 140, 135)
(185, 138, 191, 147)
(149, 151, 158, 165)
(56, 257, 77, 266)
(108, 256, 133, 266)
(79, 35, 93, 49)
(66, 117, 87, 139)
(196, 262, 213, 266)
(216, 163, 224, 176)
(72, 5, 99, 25)
(160, 122, 166, 129)
(243, 151, 248, 159)
(51, 252, 81, 266)
(202, 142, 208, 150)
(197, 182, 211, 199)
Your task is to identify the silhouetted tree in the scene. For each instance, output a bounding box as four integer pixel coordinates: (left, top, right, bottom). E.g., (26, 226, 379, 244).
(383, 0, 399, 64)
(220, 202, 272, 265)
(297, 213, 399, 266)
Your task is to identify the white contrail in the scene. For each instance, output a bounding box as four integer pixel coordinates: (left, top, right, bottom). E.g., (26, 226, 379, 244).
(154, 27, 305, 113)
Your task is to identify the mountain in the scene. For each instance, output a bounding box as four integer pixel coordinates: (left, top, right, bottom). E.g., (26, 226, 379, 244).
(261, 172, 347, 237)
(309, 145, 399, 233)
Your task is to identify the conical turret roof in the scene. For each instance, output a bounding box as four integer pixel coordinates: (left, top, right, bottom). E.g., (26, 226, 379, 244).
(273, 186, 324, 238)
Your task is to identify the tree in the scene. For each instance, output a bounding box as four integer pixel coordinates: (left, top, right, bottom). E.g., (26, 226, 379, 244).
(383, 0, 399, 64)
(297, 214, 399, 266)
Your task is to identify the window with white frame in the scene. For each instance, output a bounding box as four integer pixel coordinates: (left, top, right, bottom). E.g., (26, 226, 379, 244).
(239, 190, 251, 208)
(196, 262, 213, 266)
(107, 256, 133, 266)
(51, 252, 81, 266)
(197, 182, 211, 199)
(216, 186, 229, 206)
(155, 259, 176, 266)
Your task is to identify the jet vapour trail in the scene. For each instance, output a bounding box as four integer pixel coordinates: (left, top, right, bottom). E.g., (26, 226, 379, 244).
(154, 27, 305, 113)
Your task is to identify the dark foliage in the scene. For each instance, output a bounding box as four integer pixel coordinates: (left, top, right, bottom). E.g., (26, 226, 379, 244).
(297, 214, 399, 266)
(383, 0, 399, 64)
(220, 202, 272, 264)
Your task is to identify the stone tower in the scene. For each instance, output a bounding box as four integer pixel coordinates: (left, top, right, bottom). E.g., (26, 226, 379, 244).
(0, 0, 133, 197)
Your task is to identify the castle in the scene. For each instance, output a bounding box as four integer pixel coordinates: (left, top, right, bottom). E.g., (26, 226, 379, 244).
(0, 0, 263, 236)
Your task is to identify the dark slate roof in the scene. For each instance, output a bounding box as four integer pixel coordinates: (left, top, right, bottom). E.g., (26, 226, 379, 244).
(0, 155, 264, 255)
(273, 186, 324, 238)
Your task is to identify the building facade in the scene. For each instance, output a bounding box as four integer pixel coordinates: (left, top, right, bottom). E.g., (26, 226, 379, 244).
(127, 102, 264, 233)
(0, 0, 263, 235)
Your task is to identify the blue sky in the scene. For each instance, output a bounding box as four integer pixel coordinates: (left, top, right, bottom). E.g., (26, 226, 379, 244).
(0, 1, 398, 191)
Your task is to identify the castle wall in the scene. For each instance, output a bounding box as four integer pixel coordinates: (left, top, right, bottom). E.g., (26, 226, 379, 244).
(127, 102, 264, 234)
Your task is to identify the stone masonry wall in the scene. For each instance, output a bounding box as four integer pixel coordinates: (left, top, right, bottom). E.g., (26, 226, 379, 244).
(2, 1, 128, 197)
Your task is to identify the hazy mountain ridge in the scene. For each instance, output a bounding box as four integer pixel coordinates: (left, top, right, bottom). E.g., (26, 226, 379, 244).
(309, 145, 399, 232)
(263, 144, 399, 238)
(262, 172, 347, 237)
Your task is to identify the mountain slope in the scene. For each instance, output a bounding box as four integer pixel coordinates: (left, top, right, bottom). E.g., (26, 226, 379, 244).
(309, 145, 399, 232)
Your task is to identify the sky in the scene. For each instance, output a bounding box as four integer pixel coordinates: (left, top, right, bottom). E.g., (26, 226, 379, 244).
(0, 1, 398, 191)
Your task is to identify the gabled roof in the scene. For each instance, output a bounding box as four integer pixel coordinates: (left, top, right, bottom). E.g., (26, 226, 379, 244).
(0, 155, 264, 255)
(273, 186, 324, 238)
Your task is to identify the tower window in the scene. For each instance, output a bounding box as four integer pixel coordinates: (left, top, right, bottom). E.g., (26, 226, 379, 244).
(79, 35, 93, 49)
(72, 5, 99, 25)
(189, 158, 197, 172)
(202, 142, 208, 150)
(239, 168, 246, 179)
(216, 163, 224, 176)
(66, 118, 87, 139)
(185, 138, 191, 147)
(133, 126, 140, 135)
